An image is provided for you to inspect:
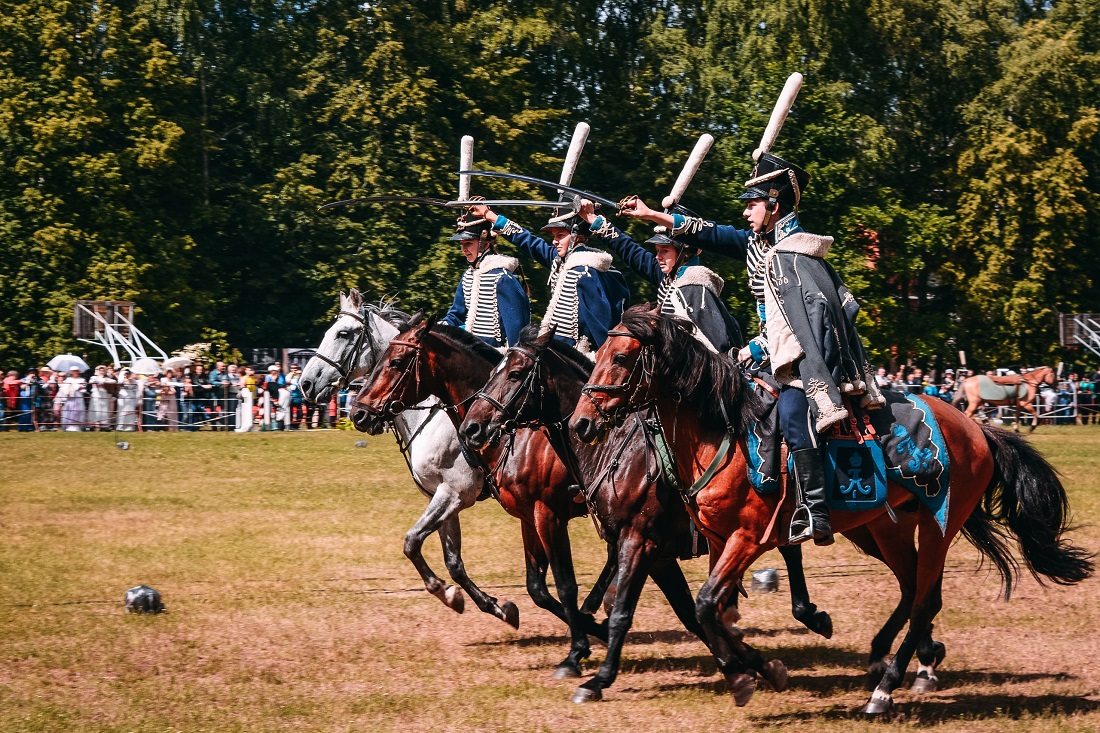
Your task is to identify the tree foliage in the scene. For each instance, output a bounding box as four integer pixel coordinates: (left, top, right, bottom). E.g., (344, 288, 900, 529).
(1, 0, 1097, 372)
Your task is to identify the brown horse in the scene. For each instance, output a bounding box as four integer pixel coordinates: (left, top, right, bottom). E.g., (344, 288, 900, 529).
(955, 366, 1057, 432)
(349, 315, 611, 678)
(459, 325, 838, 703)
(570, 307, 1093, 714)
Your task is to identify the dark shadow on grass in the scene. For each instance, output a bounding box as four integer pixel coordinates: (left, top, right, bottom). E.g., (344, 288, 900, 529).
(746, 693, 1100, 725)
(467, 625, 815, 650)
(620, 654, 718, 676)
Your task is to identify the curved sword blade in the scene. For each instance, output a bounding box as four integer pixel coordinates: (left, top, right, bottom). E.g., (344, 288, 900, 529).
(318, 196, 452, 212)
(458, 170, 619, 209)
(447, 199, 569, 209)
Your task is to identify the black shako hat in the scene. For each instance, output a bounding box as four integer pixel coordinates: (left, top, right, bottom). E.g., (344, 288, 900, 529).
(450, 211, 494, 242)
(739, 152, 810, 210)
(540, 205, 587, 234)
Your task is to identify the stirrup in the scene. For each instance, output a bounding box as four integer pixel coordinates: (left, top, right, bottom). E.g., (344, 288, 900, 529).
(788, 504, 814, 545)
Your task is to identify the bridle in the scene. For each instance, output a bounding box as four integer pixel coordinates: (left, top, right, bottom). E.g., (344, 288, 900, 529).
(357, 335, 423, 417)
(311, 305, 381, 385)
(471, 345, 547, 436)
(579, 329, 656, 427)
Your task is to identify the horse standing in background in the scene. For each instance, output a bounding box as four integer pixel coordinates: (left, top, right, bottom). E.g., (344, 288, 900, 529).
(954, 365, 1056, 433)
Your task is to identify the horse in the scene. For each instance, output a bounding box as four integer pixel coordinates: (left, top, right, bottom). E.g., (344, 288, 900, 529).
(954, 366, 1057, 432)
(570, 306, 1093, 713)
(299, 289, 519, 626)
(348, 314, 615, 678)
(459, 324, 840, 703)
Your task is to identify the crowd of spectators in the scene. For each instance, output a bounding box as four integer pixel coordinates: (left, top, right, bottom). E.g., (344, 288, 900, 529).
(0, 361, 347, 432)
(871, 365, 1100, 425)
(3, 358, 1099, 432)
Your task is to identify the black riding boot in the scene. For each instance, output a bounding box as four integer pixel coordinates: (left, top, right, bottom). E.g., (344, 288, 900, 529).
(789, 448, 834, 546)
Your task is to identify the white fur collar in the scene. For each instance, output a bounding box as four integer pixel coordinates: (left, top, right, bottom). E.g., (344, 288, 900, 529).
(673, 265, 724, 296)
(562, 248, 612, 272)
(476, 253, 519, 272)
(774, 232, 833, 257)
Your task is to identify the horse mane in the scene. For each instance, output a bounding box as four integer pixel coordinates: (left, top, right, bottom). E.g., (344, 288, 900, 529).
(431, 323, 504, 365)
(518, 323, 592, 378)
(370, 301, 412, 330)
(620, 304, 757, 432)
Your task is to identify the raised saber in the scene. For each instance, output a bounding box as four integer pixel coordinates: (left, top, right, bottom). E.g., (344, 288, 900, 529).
(753, 72, 803, 161)
(458, 170, 621, 209)
(320, 196, 564, 212)
(559, 122, 590, 190)
(661, 133, 714, 210)
(458, 135, 474, 202)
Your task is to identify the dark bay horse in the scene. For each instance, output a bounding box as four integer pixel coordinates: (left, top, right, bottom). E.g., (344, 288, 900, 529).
(955, 366, 1057, 432)
(571, 307, 1093, 714)
(460, 324, 838, 703)
(349, 315, 611, 678)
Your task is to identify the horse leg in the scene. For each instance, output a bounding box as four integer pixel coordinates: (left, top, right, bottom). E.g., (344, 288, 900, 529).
(537, 505, 595, 680)
(403, 487, 469, 613)
(910, 573, 945, 694)
(571, 529, 654, 703)
(777, 544, 832, 638)
(437, 514, 520, 628)
(864, 521, 952, 715)
(580, 540, 618, 616)
(696, 532, 785, 705)
(856, 518, 918, 682)
(519, 520, 570, 625)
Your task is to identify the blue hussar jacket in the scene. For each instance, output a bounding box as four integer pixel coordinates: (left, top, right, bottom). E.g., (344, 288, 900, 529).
(440, 252, 530, 347)
(492, 215, 630, 349)
(587, 216, 744, 352)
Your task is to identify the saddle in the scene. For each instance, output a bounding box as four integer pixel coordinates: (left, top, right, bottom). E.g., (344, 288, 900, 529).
(746, 386, 952, 543)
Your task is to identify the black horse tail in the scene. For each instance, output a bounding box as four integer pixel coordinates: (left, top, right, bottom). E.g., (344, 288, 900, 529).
(964, 425, 1094, 600)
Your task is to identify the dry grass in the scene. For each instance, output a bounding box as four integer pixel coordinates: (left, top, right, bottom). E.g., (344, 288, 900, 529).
(1, 427, 1099, 732)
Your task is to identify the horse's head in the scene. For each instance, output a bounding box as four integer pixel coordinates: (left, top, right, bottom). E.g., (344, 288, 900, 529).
(462, 326, 555, 451)
(570, 306, 660, 445)
(302, 289, 393, 404)
(350, 314, 429, 434)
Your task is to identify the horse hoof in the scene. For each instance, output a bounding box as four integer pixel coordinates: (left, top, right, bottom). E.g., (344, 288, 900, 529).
(501, 601, 520, 629)
(571, 686, 602, 704)
(762, 659, 788, 692)
(552, 662, 582, 680)
(863, 695, 893, 715)
(725, 673, 757, 707)
(911, 674, 938, 694)
(443, 585, 465, 614)
(814, 610, 833, 639)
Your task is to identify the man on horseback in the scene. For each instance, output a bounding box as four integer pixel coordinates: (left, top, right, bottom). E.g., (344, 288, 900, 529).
(440, 210, 530, 348)
(467, 203, 631, 352)
(620, 152, 883, 545)
(576, 200, 743, 353)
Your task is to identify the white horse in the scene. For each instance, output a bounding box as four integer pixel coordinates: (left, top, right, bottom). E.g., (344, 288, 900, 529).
(300, 289, 519, 627)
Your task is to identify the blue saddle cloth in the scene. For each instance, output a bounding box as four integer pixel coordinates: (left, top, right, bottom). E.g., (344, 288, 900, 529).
(745, 387, 951, 534)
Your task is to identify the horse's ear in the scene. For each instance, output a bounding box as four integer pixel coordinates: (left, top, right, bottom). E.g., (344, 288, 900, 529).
(534, 324, 557, 348)
(338, 291, 350, 310)
(348, 288, 364, 310)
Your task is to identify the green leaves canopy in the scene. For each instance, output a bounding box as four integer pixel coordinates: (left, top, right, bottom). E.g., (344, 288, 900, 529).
(1, 0, 1097, 372)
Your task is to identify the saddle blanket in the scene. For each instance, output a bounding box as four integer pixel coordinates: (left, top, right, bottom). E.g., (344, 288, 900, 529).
(975, 374, 1024, 402)
(745, 385, 951, 534)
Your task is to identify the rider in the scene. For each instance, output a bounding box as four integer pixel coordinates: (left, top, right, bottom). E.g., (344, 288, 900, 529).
(468, 202, 630, 352)
(620, 152, 884, 545)
(576, 199, 743, 353)
(440, 209, 530, 348)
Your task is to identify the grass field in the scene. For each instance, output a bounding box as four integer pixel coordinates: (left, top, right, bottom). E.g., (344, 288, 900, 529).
(2, 426, 1099, 732)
